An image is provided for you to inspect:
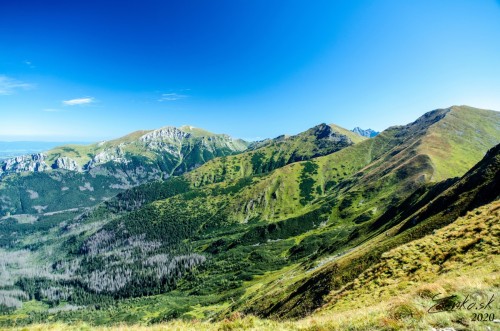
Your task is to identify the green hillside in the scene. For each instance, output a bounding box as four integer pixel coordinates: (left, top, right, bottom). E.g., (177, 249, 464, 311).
(184, 123, 362, 188)
(8, 200, 497, 330)
(313, 199, 500, 330)
(0, 106, 498, 329)
(236, 139, 499, 320)
(419, 105, 500, 181)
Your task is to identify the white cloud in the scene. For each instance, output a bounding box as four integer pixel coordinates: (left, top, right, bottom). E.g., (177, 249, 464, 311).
(24, 60, 35, 68)
(63, 97, 94, 106)
(0, 75, 33, 95)
(158, 92, 186, 102)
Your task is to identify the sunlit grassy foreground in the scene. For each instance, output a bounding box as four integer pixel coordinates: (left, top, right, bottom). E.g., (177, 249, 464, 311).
(7, 201, 499, 331)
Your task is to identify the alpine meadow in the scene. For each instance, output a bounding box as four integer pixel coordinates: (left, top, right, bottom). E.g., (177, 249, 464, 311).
(1, 1, 500, 330)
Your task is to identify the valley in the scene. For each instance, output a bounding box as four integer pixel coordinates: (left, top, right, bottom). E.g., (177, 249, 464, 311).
(0, 106, 498, 330)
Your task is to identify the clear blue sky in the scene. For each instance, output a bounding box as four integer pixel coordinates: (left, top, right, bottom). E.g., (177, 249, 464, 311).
(1, 0, 499, 141)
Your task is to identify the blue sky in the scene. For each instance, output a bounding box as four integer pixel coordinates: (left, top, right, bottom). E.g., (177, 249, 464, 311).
(1, 0, 499, 142)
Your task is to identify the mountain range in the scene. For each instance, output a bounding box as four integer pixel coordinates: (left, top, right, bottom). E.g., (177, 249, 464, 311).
(0, 105, 498, 330)
(351, 127, 379, 138)
(0, 125, 248, 176)
(0, 126, 247, 216)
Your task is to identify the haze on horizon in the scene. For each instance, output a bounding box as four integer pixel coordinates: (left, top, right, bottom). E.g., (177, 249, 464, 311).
(1, 0, 500, 142)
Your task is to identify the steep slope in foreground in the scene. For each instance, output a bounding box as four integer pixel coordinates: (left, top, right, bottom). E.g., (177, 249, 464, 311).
(315, 200, 500, 330)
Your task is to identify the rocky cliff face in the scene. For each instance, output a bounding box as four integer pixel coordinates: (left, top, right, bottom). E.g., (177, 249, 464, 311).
(53, 156, 82, 171)
(141, 127, 190, 146)
(0, 154, 81, 175)
(1, 154, 50, 174)
(84, 147, 128, 170)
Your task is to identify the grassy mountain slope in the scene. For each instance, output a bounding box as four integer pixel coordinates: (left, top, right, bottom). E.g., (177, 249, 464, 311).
(184, 123, 362, 188)
(241, 140, 499, 320)
(0, 106, 498, 328)
(328, 124, 367, 144)
(419, 105, 500, 181)
(313, 200, 499, 330)
(0, 122, 361, 318)
(6, 193, 498, 331)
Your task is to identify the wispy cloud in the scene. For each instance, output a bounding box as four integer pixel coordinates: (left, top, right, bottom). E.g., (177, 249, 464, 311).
(158, 92, 187, 102)
(0, 75, 34, 95)
(24, 60, 35, 68)
(62, 97, 94, 106)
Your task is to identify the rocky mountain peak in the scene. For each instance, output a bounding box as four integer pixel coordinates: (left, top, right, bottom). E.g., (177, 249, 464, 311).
(352, 127, 379, 138)
(140, 126, 191, 143)
(0, 124, 248, 178)
(310, 123, 352, 144)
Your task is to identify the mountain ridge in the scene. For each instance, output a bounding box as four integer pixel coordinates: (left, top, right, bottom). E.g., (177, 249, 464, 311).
(0, 125, 249, 217)
(0, 105, 498, 329)
(0, 121, 362, 218)
(0, 125, 249, 177)
(232, 133, 499, 320)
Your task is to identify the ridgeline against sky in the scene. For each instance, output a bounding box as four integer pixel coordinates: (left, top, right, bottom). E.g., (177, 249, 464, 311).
(1, 0, 499, 141)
